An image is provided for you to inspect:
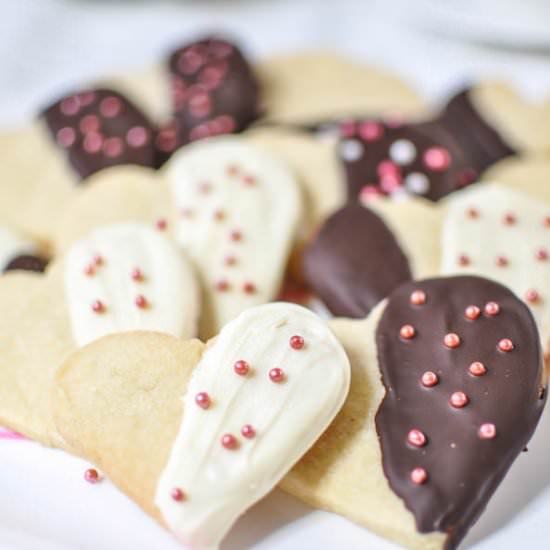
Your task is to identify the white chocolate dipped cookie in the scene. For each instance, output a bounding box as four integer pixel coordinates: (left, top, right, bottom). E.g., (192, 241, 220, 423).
(53, 303, 351, 548)
(164, 136, 303, 338)
(0, 221, 199, 447)
(441, 184, 550, 350)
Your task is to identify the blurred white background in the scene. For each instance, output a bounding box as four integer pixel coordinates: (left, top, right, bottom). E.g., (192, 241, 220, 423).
(1, 0, 550, 126)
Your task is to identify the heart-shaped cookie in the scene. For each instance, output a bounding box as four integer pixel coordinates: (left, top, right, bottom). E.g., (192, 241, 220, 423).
(441, 184, 550, 349)
(53, 303, 350, 548)
(256, 52, 427, 124)
(302, 200, 441, 317)
(0, 87, 159, 242)
(0, 221, 198, 446)
(481, 154, 550, 204)
(283, 275, 547, 550)
(164, 136, 303, 337)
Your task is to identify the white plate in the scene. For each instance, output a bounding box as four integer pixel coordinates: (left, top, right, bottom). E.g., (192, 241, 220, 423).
(0, 404, 548, 550)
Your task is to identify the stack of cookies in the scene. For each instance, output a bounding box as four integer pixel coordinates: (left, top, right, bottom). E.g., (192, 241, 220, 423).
(0, 34, 549, 550)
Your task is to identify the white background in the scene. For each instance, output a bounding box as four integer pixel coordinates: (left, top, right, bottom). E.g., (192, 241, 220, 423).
(1, 1, 550, 549)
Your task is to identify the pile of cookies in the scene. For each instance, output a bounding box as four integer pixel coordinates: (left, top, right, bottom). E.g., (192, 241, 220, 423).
(0, 34, 549, 550)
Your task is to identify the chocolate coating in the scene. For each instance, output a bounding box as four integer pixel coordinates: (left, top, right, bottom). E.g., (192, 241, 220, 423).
(339, 119, 477, 203)
(42, 88, 156, 180)
(4, 254, 49, 273)
(303, 203, 412, 317)
(439, 88, 515, 171)
(157, 36, 259, 163)
(375, 276, 547, 549)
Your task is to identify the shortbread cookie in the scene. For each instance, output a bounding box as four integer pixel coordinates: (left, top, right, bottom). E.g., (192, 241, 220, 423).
(52, 166, 173, 252)
(466, 82, 550, 153)
(282, 276, 547, 550)
(256, 52, 427, 124)
(302, 200, 441, 317)
(481, 154, 550, 204)
(0, 222, 198, 445)
(163, 136, 302, 337)
(54, 303, 350, 547)
(441, 184, 550, 351)
(0, 224, 49, 273)
(0, 88, 157, 241)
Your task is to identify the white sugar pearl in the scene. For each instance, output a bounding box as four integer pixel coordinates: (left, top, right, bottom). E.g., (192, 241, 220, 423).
(405, 172, 430, 195)
(389, 139, 417, 165)
(338, 139, 364, 162)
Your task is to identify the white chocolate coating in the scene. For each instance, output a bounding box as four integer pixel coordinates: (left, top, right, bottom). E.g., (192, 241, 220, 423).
(441, 184, 550, 348)
(64, 223, 199, 346)
(0, 225, 39, 270)
(164, 136, 302, 338)
(155, 302, 351, 549)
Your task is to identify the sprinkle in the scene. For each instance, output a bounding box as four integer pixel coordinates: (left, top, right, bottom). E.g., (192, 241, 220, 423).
(289, 336, 305, 350)
(338, 139, 363, 162)
(221, 433, 238, 449)
(99, 96, 122, 118)
(242, 174, 256, 186)
(410, 467, 428, 485)
(91, 300, 105, 314)
(56, 127, 76, 148)
(79, 114, 100, 134)
(358, 121, 383, 141)
(469, 361, 487, 377)
(198, 182, 211, 194)
(535, 248, 548, 261)
(195, 392, 211, 409)
(269, 368, 285, 383)
(226, 164, 239, 176)
(423, 147, 450, 171)
(526, 289, 540, 304)
(400, 324, 415, 340)
(544, 216, 550, 227)
(410, 290, 426, 306)
(503, 213, 516, 225)
(389, 139, 416, 165)
(233, 360, 249, 376)
(83, 264, 95, 276)
(135, 295, 148, 309)
(84, 468, 101, 484)
(224, 255, 236, 267)
(458, 254, 470, 266)
(484, 302, 500, 316)
(126, 126, 149, 148)
(60, 96, 80, 116)
(242, 281, 256, 294)
(444, 333, 461, 348)
(421, 371, 439, 387)
(155, 219, 167, 231)
(93, 254, 103, 266)
(496, 255, 509, 267)
(479, 423, 497, 440)
(407, 429, 427, 447)
(465, 305, 480, 320)
(83, 132, 103, 154)
(131, 268, 143, 282)
(498, 338, 514, 352)
(450, 391, 469, 408)
(213, 209, 225, 221)
(466, 208, 479, 219)
(230, 230, 242, 242)
(171, 488, 186, 502)
(241, 425, 256, 439)
(215, 279, 230, 292)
